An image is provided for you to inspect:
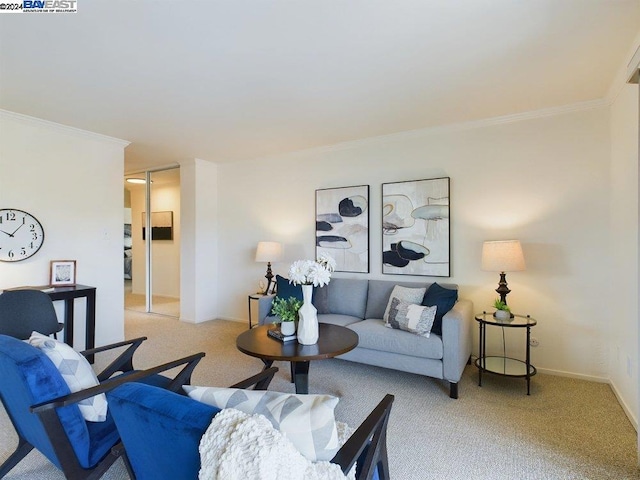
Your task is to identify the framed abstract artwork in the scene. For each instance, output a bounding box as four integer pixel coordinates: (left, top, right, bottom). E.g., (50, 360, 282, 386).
(316, 185, 369, 273)
(142, 211, 173, 240)
(382, 177, 450, 277)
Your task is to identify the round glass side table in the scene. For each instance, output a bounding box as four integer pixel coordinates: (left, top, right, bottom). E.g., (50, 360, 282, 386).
(474, 312, 537, 395)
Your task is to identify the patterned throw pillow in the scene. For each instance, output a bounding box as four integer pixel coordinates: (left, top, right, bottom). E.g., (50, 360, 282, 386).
(28, 331, 108, 422)
(383, 285, 426, 325)
(386, 297, 437, 337)
(184, 386, 339, 462)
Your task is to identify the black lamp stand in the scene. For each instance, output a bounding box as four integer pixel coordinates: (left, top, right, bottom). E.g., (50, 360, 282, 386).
(495, 271, 515, 318)
(263, 262, 274, 295)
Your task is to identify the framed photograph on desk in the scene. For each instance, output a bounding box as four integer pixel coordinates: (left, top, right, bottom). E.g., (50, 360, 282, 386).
(50, 260, 77, 286)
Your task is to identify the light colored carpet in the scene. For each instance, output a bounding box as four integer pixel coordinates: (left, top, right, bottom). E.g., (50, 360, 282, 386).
(1, 312, 638, 479)
(124, 279, 180, 318)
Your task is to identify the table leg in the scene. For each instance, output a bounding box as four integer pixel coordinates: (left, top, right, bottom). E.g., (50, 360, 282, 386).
(63, 298, 74, 349)
(293, 361, 310, 394)
(526, 325, 531, 395)
(478, 322, 483, 387)
(85, 289, 96, 364)
(261, 359, 274, 370)
(247, 296, 252, 329)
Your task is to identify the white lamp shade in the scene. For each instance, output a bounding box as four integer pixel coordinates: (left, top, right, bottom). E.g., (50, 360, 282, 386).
(255, 241, 283, 263)
(481, 240, 525, 272)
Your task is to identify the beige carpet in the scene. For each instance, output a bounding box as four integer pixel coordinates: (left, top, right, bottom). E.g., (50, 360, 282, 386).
(1, 311, 638, 479)
(124, 280, 180, 318)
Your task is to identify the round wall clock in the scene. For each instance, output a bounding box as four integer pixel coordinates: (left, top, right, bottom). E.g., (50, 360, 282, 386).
(0, 208, 45, 262)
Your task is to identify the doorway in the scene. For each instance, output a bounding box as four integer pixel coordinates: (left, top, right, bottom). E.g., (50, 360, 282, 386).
(124, 167, 181, 317)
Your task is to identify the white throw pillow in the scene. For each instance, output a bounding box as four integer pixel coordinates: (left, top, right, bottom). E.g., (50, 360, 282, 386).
(28, 331, 108, 422)
(385, 297, 437, 337)
(383, 285, 426, 325)
(184, 386, 340, 462)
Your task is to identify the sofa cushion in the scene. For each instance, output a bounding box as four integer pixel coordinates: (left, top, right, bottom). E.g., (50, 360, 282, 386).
(382, 285, 426, 324)
(326, 278, 368, 319)
(184, 386, 339, 462)
(274, 275, 303, 302)
(347, 319, 443, 360)
(386, 298, 437, 337)
(313, 284, 330, 314)
(422, 283, 458, 336)
(318, 313, 363, 327)
(365, 280, 431, 320)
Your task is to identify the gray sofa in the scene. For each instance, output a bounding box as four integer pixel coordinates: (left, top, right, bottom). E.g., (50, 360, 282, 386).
(258, 278, 473, 398)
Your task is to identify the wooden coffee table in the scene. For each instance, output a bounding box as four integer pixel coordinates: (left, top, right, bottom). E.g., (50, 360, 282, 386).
(236, 323, 358, 394)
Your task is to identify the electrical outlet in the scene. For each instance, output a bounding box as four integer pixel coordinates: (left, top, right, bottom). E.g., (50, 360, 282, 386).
(529, 337, 539, 347)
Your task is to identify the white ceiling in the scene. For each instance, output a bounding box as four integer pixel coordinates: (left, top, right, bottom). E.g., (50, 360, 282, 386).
(1, 1, 639, 172)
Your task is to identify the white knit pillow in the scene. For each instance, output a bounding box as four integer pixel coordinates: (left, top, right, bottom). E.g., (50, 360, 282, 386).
(383, 285, 426, 325)
(184, 386, 339, 462)
(28, 331, 108, 422)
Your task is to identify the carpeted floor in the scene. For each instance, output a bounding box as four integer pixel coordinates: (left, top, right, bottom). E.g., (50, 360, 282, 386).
(1, 312, 638, 479)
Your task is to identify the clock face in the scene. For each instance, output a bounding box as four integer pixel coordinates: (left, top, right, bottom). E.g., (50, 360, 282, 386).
(0, 209, 45, 262)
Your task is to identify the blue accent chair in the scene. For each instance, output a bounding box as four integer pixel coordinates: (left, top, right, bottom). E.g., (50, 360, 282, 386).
(0, 334, 204, 480)
(107, 381, 393, 480)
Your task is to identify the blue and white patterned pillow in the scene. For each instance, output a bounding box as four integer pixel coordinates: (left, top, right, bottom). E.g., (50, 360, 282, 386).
(386, 297, 437, 337)
(28, 331, 108, 422)
(184, 386, 339, 462)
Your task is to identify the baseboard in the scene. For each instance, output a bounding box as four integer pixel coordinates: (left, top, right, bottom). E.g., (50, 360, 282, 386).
(609, 379, 638, 432)
(535, 366, 609, 384)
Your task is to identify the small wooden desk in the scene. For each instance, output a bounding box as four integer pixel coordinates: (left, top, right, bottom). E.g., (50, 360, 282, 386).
(46, 285, 97, 362)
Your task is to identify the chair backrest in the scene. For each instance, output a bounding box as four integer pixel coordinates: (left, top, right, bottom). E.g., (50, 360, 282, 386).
(107, 382, 220, 479)
(0, 290, 61, 339)
(0, 334, 96, 469)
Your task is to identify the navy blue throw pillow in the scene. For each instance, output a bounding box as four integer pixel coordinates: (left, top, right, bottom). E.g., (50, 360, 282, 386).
(421, 283, 458, 336)
(274, 275, 303, 302)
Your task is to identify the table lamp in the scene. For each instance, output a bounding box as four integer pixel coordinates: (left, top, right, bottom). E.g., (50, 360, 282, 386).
(481, 240, 525, 314)
(255, 241, 283, 295)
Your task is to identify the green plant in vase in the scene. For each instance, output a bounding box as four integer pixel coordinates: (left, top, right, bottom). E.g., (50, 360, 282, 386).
(271, 296, 302, 335)
(493, 299, 512, 320)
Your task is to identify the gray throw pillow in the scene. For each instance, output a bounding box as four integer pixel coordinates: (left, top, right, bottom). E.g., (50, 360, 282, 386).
(386, 297, 437, 337)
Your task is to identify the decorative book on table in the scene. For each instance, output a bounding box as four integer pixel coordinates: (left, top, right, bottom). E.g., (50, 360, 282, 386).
(267, 327, 297, 342)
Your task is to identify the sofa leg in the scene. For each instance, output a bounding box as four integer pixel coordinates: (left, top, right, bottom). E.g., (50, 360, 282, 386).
(449, 382, 458, 399)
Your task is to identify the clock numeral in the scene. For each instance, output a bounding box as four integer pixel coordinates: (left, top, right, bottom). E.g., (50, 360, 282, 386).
(5, 212, 16, 221)
(31, 233, 38, 240)
(29, 223, 35, 231)
(7, 250, 14, 258)
(20, 248, 26, 256)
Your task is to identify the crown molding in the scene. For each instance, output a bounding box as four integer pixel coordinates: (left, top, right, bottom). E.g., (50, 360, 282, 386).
(0, 109, 130, 147)
(251, 98, 609, 163)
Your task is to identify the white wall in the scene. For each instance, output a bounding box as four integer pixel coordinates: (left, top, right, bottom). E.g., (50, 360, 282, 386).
(180, 158, 219, 323)
(609, 81, 639, 426)
(0, 111, 128, 347)
(215, 106, 613, 380)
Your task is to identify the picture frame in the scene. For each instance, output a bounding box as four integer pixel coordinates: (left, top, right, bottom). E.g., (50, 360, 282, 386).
(382, 177, 450, 277)
(49, 260, 77, 286)
(316, 184, 369, 273)
(142, 211, 173, 240)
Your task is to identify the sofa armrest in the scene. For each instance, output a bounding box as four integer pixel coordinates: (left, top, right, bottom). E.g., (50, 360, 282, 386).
(257, 295, 276, 325)
(441, 298, 473, 384)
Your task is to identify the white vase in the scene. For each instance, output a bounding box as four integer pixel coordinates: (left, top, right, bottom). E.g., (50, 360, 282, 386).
(297, 284, 318, 345)
(280, 320, 295, 336)
(494, 310, 511, 321)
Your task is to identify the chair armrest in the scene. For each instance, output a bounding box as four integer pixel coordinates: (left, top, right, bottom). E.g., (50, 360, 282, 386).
(441, 298, 473, 383)
(229, 367, 279, 390)
(331, 394, 394, 480)
(81, 337, 148, 382)
(30, 352, 205, 413)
